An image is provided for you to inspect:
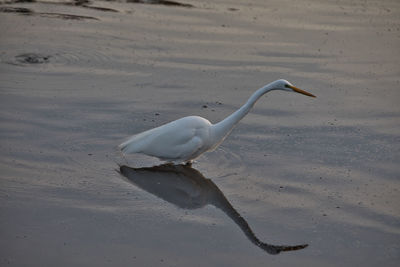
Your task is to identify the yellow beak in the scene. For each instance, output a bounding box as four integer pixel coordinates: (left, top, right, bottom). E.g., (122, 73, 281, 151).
(288, 85, 316, 98)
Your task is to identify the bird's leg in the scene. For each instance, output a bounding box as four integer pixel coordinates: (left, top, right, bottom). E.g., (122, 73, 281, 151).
(185, 161, 193, 167)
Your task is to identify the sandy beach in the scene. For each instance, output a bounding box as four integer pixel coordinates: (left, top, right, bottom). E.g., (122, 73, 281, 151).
(0, 0, 399, 266)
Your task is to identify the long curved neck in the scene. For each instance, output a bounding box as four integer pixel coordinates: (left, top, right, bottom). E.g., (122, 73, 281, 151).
(212, 84, 275, 142)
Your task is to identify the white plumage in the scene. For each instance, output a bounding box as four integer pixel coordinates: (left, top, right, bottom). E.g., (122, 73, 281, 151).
(120, 116, 212, 161)
(119, 79, 315, 164)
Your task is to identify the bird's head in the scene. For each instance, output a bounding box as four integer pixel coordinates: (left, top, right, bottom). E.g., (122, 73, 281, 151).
(271, 79, 316, 98)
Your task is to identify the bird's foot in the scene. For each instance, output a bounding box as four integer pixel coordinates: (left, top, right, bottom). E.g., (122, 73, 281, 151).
(184, 161, 193, 167)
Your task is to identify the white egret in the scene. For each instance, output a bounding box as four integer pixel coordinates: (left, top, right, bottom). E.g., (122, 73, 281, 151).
(119, 79, 315, 164)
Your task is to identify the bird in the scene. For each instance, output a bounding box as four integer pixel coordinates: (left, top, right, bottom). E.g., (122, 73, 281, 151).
(119, 79, 315, 164)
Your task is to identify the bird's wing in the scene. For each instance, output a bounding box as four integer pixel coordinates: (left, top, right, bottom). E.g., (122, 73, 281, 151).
(140, 126, 205, 161)
(120, 116, 211, 161)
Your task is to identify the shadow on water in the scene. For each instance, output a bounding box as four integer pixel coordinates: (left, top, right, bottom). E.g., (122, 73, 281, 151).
(118, 164, 308, 255)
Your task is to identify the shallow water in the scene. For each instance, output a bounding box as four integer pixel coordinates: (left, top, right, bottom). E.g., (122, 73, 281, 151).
(1, 0, 399, 266)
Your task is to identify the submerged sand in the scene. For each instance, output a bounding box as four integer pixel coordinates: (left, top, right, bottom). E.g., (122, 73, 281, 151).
(0, 0, 399, 266)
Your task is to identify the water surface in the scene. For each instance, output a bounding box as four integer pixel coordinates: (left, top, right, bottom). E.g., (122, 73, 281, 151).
(0, 0, 399, 266)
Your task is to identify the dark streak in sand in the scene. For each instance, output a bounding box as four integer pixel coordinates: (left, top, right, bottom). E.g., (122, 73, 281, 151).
(1, 0, 36, 3)
(126, 0, 193, 8)
(38, 12, 99, 20)
(0, 6, 99, 20)
(82, 5, 118, 12)
(0, 6, 33, 14)
(0, 0, 119, 13)
(0, 0, 193, 10)
(64, 0, 119, 12)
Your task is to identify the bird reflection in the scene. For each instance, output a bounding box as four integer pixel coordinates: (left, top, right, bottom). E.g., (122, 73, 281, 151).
(118, 164, 308, 255)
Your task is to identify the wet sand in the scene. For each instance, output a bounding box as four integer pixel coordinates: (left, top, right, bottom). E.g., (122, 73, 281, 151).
(0, 0, 399, 266)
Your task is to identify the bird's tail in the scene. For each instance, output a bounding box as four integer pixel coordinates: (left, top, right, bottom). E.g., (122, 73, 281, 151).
(118, 127, 158, 154)
(118, 135, 143, 154)
(118, 139, 130, 152)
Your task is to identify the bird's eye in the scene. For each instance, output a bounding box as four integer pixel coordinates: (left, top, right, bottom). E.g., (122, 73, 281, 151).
(284, 84, 290, 88)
